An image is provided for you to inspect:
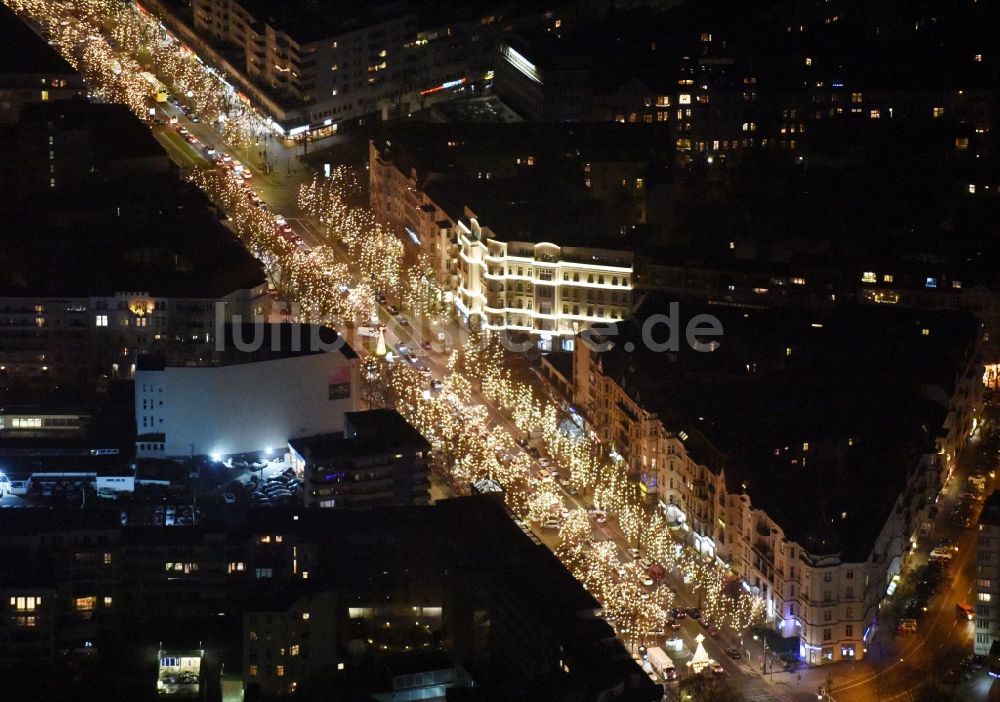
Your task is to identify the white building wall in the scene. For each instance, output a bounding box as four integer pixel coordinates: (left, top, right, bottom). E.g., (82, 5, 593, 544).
(136, 350, 357, 458)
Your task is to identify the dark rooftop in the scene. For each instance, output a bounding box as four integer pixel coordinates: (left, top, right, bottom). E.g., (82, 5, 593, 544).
(136, 323, 357, 370)
(288, 409, 428, 459)
(590, 295, 981, 561)
(425, 175, 629, 250)
(0, 2, 79, 77)
(981, 490, 1000, 528)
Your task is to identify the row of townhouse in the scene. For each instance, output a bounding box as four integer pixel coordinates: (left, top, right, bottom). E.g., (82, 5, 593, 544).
(571, 298, 983, 664)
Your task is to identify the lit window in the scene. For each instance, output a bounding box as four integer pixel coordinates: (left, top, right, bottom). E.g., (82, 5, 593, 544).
(804, 57, 812, 66)
(925, 277, 937, 288)
(932, 107, 944, 118)
(974, 54, 982, 62)
(921, 328, 930, 336)
(791, 277, 806, 285)
(290, 645, 300, 656)
(74, 596, 96, 611)
(979, 592, 992, 602)
(276, 665, 285, 677)
(103, 596, 113, 606)
(969, 184, 976, 194)
(96, 315, 108, 327)
(883, 274, 894, 283)
(861, 272, 876, 283)
(953, 281, 962, 289)
(869, 109, 880, 119)
(41, 90, 49, 101)
(678, 94, 691, 105)
(302, 612, 310, 620)
(249, 665, 258, 677)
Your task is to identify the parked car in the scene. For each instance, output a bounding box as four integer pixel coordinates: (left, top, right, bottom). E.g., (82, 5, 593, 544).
(542, 520, 560, 530)
(687, 608, 702, 620)
(223, 492, 236, 504)
(898, 619, 918, 633)
(725, 648, 742, 659)
(627, 548, 640, 559)
(96, 487, 118, 500)
(710, 661, 724, 675)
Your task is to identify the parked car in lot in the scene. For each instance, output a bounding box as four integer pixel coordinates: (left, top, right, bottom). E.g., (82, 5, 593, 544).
(96, 487, 118, 500)
(627, 548, 640, 559)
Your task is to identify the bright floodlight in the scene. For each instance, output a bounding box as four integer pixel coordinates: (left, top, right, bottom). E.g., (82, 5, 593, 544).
(211, 452, 222, 462)
(265, 447, 273, 456)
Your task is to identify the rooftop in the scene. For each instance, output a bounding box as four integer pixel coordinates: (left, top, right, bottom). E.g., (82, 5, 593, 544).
(0, 2, 79, 78)
(425, 175, 629, 250)
(289, 409, 428, 459)
(591, 295, 981, 561)
(136, 324, 357, 370)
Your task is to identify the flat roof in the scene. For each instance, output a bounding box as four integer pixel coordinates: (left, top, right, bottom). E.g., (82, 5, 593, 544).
(0, 2, 79, 77)
(591, 295, 980, 561)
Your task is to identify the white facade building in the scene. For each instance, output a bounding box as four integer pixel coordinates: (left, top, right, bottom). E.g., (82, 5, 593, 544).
(135, 324, 359, 458)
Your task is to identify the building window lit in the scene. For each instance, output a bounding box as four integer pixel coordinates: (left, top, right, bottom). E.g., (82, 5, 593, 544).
(96, 315, 108, 327)
(41, 90, 49, 101)
(925, 277, 937, 288)
(932, 107, 944, 118)
(861, 272, 876, 283)
(974, 54, 982, 62)
(678, 94, 691, 105)
(921, 328, 930, 336)
(74, 596, 96, 611)
(883, 274, 893, 283)
(869, 109, 880, 119)
(249, 665, 258, 677)
(952, 281, 962, 289)
(103, 596, 113, 606)
(11, 596, 41, 611)
(302, 612, 310, 620)
(276, 665, 285, 677)
(968, 184, 976, 194)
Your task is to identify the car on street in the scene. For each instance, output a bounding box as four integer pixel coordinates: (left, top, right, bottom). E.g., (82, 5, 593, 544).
(707, 625, 720, 637)
(710, 661, 724, 675)
(898, 619, 918, 633)
(242, 169, 252, 180)
(668, 619, 680, 631)
(96, 487, 118, 500)
(542, 520, 560, 530)
(386, 304, 399, 315)
(663, 665, 678, 681)
(594, 511, 607, 523)
(627, 548, 640, 559)
(725, 648, 741, 659)
(640, 575, 654, 586)
(686, 608, 702, 619)
(637, 558, 652, 571)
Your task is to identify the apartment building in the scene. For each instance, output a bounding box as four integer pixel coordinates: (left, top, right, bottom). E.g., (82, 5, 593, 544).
(182, 0, 507, 135)
(290, 409, 431, 508)
(0, 498, 662, 702)
(975, 491, 1000, 655)
(369, 123, 675, 344)
(573, 297, 983, 664)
